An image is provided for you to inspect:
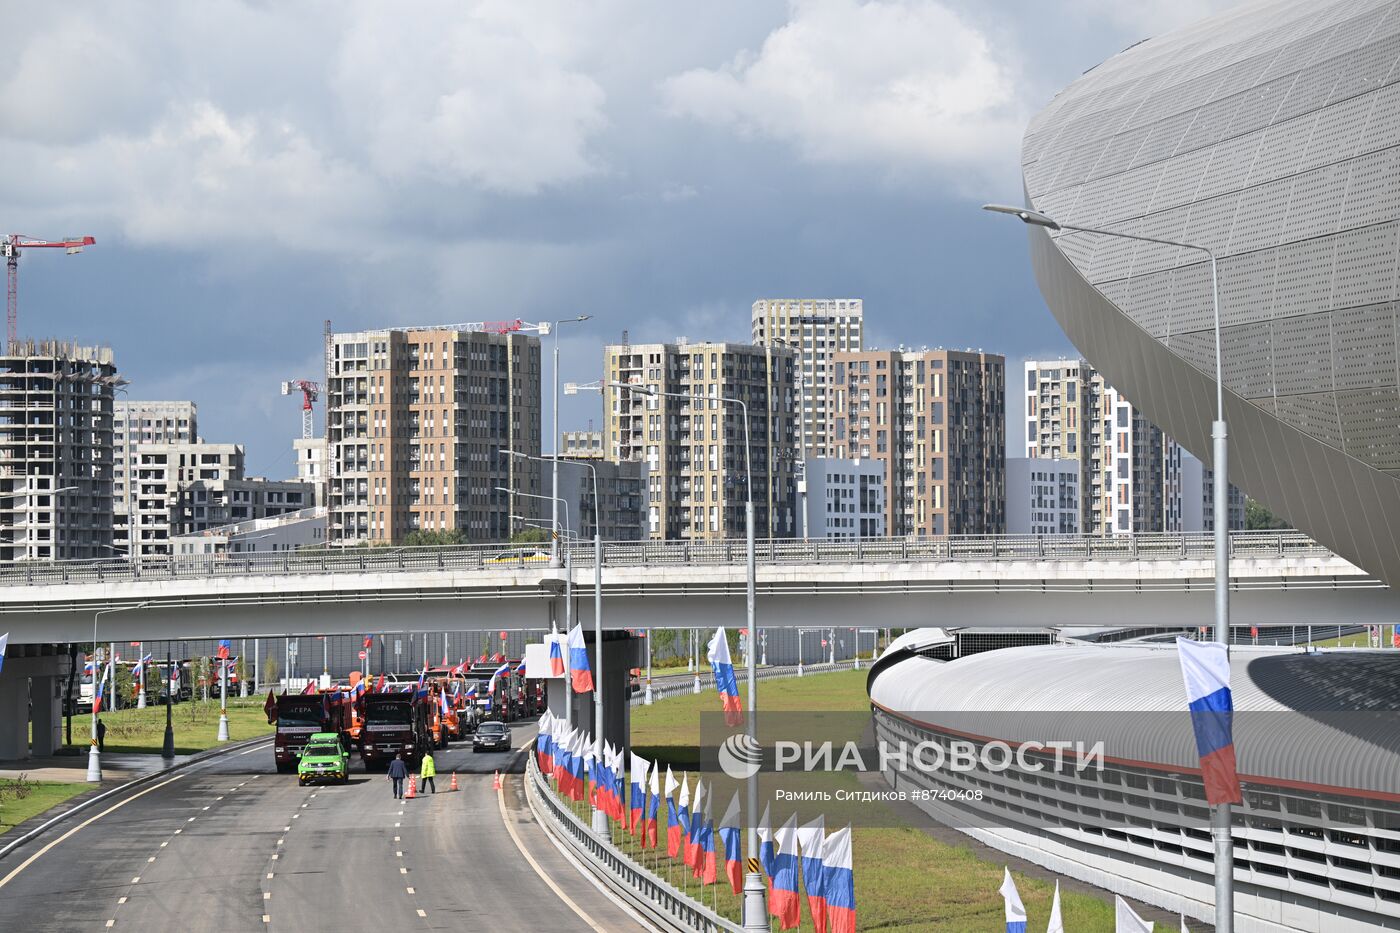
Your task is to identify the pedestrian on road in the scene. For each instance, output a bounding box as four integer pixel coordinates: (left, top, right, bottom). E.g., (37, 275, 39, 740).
(420, 749, 436, 794)
(387, 752, 408, 799)
(96, 718, 106, 752)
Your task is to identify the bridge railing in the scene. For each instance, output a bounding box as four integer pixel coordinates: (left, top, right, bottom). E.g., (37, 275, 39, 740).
(0, 530, 1329, 588)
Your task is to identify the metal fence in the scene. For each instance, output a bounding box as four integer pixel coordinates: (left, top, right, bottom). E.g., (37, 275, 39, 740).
(524, 750, 740, 933)
(0, 530, 1328, 589)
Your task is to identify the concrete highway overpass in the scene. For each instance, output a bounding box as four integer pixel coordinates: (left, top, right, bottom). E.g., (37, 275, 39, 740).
(0, 531, 1394, 644)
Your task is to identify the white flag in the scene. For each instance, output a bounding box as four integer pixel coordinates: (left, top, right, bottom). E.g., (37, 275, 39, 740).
(1046, 880, 1064, 933)
(1115, 895, 1154, 932)
(1000, 868, 1026, 930)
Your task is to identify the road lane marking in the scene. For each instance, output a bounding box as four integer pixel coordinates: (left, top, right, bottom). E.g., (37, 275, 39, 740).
(239, 744, 272, 756)
(271, 854, 279, 861)
(264, 892, 271, 900)
(131, 877, 140, 884)
(201, 806, 210, 811)
(393, 835, 400, 842)
(147, 857, 155, 863)
(187, 817, 196, 822)
(416, 909, 427, 918)
(0, 775, 182, 892)
(216, 796, 224, 801)
(277, 839, 283, 846)
(174, 829, 182, 835)
(292, 814, 299, 819)
(160, 842, 168, 848)
(399, 867, 407, 875)
(495, 780, 609, 933)
(396, 851, 403, 858)
(106, 920, 114, 928)
(262, 915, 270, 924)
(283, 826, 290, 831)
(118, 897, 127, 905)
(406, 886, 415, 894)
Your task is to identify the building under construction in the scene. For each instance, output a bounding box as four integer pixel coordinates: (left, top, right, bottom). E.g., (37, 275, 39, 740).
(0, 340, 118, 561)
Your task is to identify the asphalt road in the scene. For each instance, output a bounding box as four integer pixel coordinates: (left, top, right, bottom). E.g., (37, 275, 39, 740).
(0, 722, 650, 933)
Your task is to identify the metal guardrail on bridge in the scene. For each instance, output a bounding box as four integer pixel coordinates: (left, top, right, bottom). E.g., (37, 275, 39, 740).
(0, 530, 1330, 589)
(523, 749, 740, 933)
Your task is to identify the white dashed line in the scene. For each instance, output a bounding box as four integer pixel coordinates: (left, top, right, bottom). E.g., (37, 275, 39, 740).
(131, 877, 140, 884)
(105, 920, 114, 928)
(271, 854, 279, 861)
(416, 909, 427, 918)
(262, 915, 270, 924)
(174, 829, 182, 835)
(216, 796, 224, 801)
(187, 817, 196, 822)
(264, 892, 271, 900)
(283, 826, 290, 831)
(201, 806, 210, 811)
(394, 822, 400, 827)
(147, 857, 155, 863)
(117, 897, 127, 905)
(292, 814, 300, 820)
(267, 872, 274, 879)
(159, 842, 167, 848)
(406, 886, 415, 894)
(238, 743, 272, 756)
(393, 835, 400, 842)
(399, 867, 407, 875)
(396, 851, 403, 858)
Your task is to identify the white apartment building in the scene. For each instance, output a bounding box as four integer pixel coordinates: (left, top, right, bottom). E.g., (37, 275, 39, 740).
(799, 457, 885, 538)
(115, 401, 198, 552)
(1007, 458, 1081, 535)
(172, 505, 327, 556)
(291, 437, 326, 506)
(752, 298, 863, 458)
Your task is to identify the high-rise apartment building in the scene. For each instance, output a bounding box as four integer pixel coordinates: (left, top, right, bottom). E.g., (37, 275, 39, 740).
(291, 437, 326, 506)
(131, 442, 242, 558)
(751, 299, 863, 458)
(326, 326, 542, 545)
(1006, 458, 1081, 535)
(555, 458, 646, 541)
(799, 457, 886, 538)
(561, 430, 604, 460)
(114, 401, 198, 552)
(603, 340, 797, 540)
(830, 348, 1005, 536)
(1024, 360, 1242, 534)
(0, 341, 117, 561)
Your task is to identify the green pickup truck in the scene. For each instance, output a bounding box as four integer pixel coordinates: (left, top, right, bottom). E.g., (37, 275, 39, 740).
(297, 733, 350, 786)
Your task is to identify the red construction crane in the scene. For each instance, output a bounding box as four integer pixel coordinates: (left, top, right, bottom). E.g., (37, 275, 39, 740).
(3, 234, 96, 347)
(281, 379, 321, 440)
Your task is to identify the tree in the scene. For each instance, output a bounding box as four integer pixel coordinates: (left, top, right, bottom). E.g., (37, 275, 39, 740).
(1245, 498, 1290, 530)
(401, 529, 466, 547)
(193, 656, 211, 702)
(235, 655, 248, 697)
(510, 527, 550, 544)
(262, 656, 280, 689)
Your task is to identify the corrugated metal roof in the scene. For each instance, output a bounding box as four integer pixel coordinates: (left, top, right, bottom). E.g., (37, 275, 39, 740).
(868, 644, 1400, 798)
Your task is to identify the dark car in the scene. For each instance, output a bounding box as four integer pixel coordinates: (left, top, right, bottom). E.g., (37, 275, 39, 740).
(472, 720, 511, 753)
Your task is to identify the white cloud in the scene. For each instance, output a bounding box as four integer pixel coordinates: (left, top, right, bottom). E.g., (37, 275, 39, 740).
(661, 0, 1024, 178)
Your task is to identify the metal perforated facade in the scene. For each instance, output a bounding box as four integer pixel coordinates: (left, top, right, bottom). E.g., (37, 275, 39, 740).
(1022, 0, 1400, 584)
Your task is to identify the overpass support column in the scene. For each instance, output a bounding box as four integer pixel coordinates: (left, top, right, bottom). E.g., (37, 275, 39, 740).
(0, 671, 28, 761)
(30, 675, 61, 756)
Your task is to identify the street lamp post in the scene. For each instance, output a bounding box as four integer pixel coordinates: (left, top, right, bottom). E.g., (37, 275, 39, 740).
(89, 602, 148, 781)
(548, 316, 592, 569)
(984, 202, 1233, 932)
(504, 447, 607, 833)
(163, 645, 175, 760)
(610, 379, 764, 929)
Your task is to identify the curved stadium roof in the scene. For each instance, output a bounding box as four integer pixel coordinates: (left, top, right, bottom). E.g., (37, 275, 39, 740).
(869, 644, 1400, 800)
(1019, 0, 1400, 583)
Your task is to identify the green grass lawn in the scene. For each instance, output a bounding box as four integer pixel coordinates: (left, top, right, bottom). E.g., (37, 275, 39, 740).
(0, 780, 89, 835)
(1305, 629, 1384, 649)
(70, 696, 274, 756)
(586, 668, 1118, 931)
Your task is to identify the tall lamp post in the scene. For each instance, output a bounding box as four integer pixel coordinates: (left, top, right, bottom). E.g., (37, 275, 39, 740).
(89, 602, 149, 781)
(983, 202, 1233, 932)
(547, 316, 592, 569)
(503, 447, 608, 833)
(610, 379, 764, 929)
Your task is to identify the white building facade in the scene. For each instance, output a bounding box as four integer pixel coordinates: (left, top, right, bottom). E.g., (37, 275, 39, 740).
(1006, 458, 1080, 535)
(751, 298, 863, 458)
(799, 457, 885, 538)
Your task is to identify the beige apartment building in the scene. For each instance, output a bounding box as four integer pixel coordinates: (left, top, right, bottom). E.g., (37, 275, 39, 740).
(603, 340, 797, 540)
(830, 348, 1005, 536)
(326, 326, 542, 545)
(751, 298, 863, 458)
(0, 340, 118, 561)
(114, 401, 198, 552)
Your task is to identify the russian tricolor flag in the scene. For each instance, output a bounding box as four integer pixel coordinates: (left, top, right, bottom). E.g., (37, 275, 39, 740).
(758, 803, 775, 878)
(1176, 637, 1243, 805)
(796, 815, 827, 933)
(770, 813, 801, 929)
(644, 763, 660, 848)
(629, 752, 649, 836)
(548, 634, 565, 676)
(665, 767, 682, 858)
(719, 791, 743, 894)
(822, 826, 855, 933)
(566, 625, 593, 693)
(694, 791, 716, 885)
(536, 711, 554, 773)
(686, 779, 707, 869)
(999, 867, 1026, 933)
(569, 732, 588, 802)
(706, 627, 744, 727)
(610, 746, 627, 821)
(671, 774, 690, 859)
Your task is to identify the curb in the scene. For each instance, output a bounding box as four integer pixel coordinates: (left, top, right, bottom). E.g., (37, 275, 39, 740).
(0, 732, 273, 861)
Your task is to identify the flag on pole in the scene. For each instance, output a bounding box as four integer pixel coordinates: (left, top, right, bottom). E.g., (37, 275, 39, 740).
(217, 640, 230, 660)
(672, 774, 690, 859)
(0, 632, 7, 676)
(1114, 895, 1154, 932)
(536, 711, 554, 773)
(822, 826, 855, 933)
(686, 779, 707, 868)
(610, 745, 627, 821)
(1175, 637, 1243, 805)
(695, 788, 717, 885)
(363, 634, 374, 649)
(629, 753, 649, 836)
(1047, 880, 1064, 933)
(758, 803, 776, 877)
(665, 766, 682, 857)
(719, 791, 743, 894)
(488, 662, 510, 695)
(583, 743, 597, 807)
(567, 625, 593, 693)
(706, 627, 744, 727)
(770, 813, 801, 929)
(92, 661, 111, 715)
(644, 763, 660, 848)
(796, 815, 827, 933)
(1000, 867, 1027, 933)
(515, 658, 527, 678)
(374, 673, 386, 693)
(549, 634, 565, 676)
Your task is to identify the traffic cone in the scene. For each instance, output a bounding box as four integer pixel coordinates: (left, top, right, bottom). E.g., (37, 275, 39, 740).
(450, 771, 459, 792)
(406, 775, 417, 799)
(493, 770, 501, 791)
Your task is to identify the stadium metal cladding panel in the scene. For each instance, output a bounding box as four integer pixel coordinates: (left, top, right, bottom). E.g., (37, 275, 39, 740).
(1019, 0, 1400, 585)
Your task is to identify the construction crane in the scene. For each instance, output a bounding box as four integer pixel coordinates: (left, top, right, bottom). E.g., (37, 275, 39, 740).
(3, 234, 96, 347)
(281, 379, 321, 439)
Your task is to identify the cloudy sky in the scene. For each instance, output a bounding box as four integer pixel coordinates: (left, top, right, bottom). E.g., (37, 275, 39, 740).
(1, 0, 1236, 475)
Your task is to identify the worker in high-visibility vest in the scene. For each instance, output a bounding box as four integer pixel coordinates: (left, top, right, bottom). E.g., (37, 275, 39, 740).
(420, 749, 437, 794)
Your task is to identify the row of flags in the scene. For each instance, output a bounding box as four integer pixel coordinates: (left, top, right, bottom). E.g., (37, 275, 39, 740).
(1002, 867, 1189, 931)
(545, 625, 595, 693)
(535, 711, 855, 932)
